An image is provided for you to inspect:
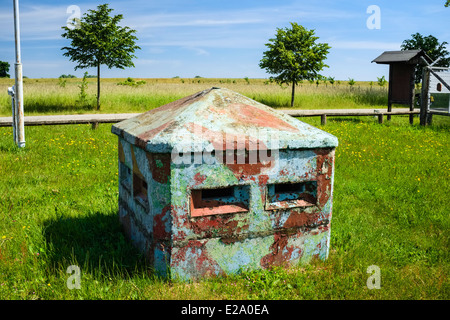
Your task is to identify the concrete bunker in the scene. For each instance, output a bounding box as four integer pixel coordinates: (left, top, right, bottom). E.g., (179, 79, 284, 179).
(111, 87, 338, 281)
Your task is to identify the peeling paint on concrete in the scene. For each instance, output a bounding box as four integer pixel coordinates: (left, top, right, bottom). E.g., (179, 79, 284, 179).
(112, 87, 338, 153)
(205, 236, 274, 275)
(299, 229, 330, 264)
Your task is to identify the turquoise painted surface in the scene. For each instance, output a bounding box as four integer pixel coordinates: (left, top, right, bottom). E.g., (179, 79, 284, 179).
(299, 231, 330, 264)
(205, 236, 274, 274)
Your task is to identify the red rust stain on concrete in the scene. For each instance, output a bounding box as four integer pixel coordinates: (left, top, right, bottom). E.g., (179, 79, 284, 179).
(146, 153, 171, 184)
(184, 122, 261, 151)
(225, 162, 272, 179)
(260, 233, 294, 268)
(193, 172, 207, 185)
(185, 122, 273, 178)
(172, 240, 224, 278)
(258, 175, 269, 186)
(315, 148, 335, 208)
(190, 215, 249, 239)
(214, 103, 300, 133)
(153, 205, 171, 240)
(283, 209, 317, 229)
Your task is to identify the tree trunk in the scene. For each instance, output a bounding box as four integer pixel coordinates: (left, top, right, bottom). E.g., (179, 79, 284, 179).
(291, 81, 296, 107)
(97, 63, 101, 111)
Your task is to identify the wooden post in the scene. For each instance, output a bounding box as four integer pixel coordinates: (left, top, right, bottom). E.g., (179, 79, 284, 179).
(291, 81, 295, 107)
(420, 67, 430, 126)
(378, 114, 383, 124)
(321, 114, 327, 125)
(387, 66, 393, 121)
(97, 63, 101, 111)
(91, 122, 99, 130)
(409, 65, 415, 125)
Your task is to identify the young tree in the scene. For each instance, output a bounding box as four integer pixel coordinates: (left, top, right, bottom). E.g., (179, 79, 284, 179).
(259, 23, 330, 107)
(0, 61, 10, 78)
(401, 33, 450, 83)
(377, 76, 387, 87)
(348, 78, 356, 88)
(61, 4, 140, 110)
(328, 76, 335, 86)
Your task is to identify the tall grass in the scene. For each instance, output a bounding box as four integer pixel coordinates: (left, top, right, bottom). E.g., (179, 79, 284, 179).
(0, 113, 448, 300)
(0, 78, 389, 116)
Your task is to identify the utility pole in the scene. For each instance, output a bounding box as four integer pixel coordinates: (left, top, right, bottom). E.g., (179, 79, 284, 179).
(13, 0, 25, 148)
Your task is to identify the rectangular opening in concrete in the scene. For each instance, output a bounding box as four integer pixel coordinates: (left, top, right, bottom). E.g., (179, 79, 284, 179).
(201, 187, 234, 199)
(266, 181, 317, 210)
(190, 185, 249, 217)
(133, 172, 148, 208)
(119, 162, 132, 193)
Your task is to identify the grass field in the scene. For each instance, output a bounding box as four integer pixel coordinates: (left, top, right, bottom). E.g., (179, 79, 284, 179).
(0, 78, 449, 300)
(0, 77, 390, 115)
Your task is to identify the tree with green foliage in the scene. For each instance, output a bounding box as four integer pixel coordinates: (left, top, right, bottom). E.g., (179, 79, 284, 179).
(61, 4, 140, 110)
(59, 74, 76, 78)
(348, 78, 356, 88)
(0, 61, 10, 78)
(401, 33, 450, 83)
(259, 23, 330, 107)
(328, 76, 335, 86)
(445, 0, 449, 7)
(117, 77, 146, 87)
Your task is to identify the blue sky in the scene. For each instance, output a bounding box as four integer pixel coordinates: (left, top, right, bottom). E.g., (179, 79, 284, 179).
(0, 0, 448, 80)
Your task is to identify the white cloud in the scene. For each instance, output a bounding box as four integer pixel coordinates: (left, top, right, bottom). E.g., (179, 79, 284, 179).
(183, 47, 210, 56)
(134, 58, 182, 68)
(126, 3, 358, 34)
(0, 4, 70, 41)
(136, 17, 263, 29)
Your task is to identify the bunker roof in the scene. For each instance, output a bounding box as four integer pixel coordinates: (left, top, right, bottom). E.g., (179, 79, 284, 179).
(111, 87, 338, 153)
(372, 49, 431, 65)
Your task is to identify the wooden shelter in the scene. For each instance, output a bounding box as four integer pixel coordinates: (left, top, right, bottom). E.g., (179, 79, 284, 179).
(372, 50, 432, 123)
